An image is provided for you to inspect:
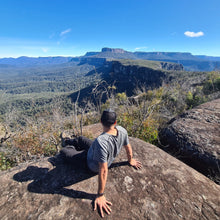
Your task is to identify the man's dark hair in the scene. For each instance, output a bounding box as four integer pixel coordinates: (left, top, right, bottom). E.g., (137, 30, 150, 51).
(101, 109, 117, 128)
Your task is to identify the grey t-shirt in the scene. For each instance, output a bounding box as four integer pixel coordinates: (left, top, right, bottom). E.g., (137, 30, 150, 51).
(87, 126, 129, 173)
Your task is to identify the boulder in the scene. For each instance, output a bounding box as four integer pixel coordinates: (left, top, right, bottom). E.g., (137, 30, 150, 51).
(159, 99, 220, 183)
(0, 135, 219, 219)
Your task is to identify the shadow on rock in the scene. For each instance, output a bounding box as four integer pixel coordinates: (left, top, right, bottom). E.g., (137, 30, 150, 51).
(13, 152, 128, 202)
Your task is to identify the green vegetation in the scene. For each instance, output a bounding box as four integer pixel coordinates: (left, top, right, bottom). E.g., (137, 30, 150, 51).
(0, 62, 102, 115)
(203, 71, 220, 94)
(0, 152, 15, 170)
(116, 92, 161, 145)
(185, 71, 220, 108)
(115, 59, 164, 70)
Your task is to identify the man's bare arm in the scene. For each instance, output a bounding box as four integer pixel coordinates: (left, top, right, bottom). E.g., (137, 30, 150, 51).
(94, 162, 112, 217)
(124, 144, 142, 169)
(124, 143, 133, 162)
(98, 162, 108, 194)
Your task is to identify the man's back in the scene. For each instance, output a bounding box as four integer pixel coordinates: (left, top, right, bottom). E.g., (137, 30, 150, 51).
(87, 126, 129, 173)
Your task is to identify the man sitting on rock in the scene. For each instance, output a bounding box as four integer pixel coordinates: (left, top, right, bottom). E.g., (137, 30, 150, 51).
(61, 109, 142, 217)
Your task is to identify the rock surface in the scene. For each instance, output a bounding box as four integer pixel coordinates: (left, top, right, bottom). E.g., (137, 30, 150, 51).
(0, 129, 220, 219)
(159, 99, 220, 183)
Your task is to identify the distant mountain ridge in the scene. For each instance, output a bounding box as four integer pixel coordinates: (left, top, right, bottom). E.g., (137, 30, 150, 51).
(195, 55, 220, 61)
(0, 56, 73, 67)
(1, 47, 220, 71)
(79, 48, 220, 71)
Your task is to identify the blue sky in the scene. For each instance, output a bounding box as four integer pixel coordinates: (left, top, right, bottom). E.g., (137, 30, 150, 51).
(0, 0, 220, 58)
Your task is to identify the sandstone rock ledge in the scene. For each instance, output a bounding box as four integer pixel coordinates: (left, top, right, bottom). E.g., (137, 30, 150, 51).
(0, 137, 219, 220)
(159, 99, 220, 183)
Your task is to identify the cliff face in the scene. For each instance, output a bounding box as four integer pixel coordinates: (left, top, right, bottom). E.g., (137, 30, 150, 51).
(101, 47, 127, 53)
(69, 59, 170, 101)
(106, 60, 167, 95)
(160, 62, 183, 71)
(1, 132, 219, 219)
(105, 60, 183, 96)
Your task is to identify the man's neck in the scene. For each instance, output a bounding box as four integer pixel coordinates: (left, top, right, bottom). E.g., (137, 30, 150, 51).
(103, 125, 117, 136)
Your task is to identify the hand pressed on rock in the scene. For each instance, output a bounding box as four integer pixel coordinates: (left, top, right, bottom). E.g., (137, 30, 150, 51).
(94, 195, 112, 218)
(129, 158, 142, 169)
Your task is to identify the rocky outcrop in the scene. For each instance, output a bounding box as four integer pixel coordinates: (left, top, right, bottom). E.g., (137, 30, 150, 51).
(101, 48, 126, 53)
(160, 62, 184, 71)
(108, 60, 166, 95)
(0, 129, 219, 219)
(159, 99, 220, 183)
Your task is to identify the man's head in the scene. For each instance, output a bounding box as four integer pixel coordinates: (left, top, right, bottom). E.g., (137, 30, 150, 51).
(101, 109, 117, 128)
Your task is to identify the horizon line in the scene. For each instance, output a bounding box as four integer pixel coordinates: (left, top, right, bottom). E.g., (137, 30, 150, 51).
(0, 48, 220, 59)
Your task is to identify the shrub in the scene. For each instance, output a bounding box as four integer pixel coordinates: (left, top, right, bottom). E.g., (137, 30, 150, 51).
(116, 92, 127, 105)
(137, 117, 159, 144)
(0, 152, 15, 170)
(186, 91, 194, 107)
(11, 119, 60, 160)
(186, 87, 207, 109)
(118, 112, 159, 144)
(203, 71, 220, 94)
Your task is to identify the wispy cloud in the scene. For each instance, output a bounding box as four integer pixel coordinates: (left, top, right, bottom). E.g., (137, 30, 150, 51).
(135, 46, 148, 51)
(41, 47, 49, 53)
(49, 33, 55, 39)
(184, 31, 204, 38)
(60, 28, 72, 36)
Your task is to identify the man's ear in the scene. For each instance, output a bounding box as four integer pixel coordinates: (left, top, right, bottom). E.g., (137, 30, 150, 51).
(114, 120, 117, 125)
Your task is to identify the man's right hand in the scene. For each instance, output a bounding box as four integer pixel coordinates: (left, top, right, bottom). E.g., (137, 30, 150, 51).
(129, 158, 142, 169)
(94, 195, 112, 218)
